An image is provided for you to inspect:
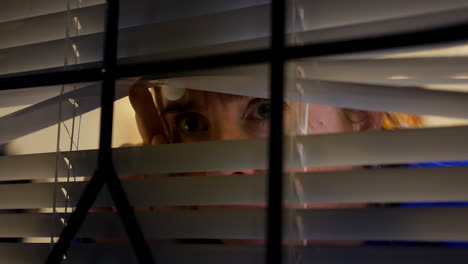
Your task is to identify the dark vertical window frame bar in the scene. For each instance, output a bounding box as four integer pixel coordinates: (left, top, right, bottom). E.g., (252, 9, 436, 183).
(97, 0, 155, 262)
(46, 1, 155, 263)
(267, 0, 286, 264)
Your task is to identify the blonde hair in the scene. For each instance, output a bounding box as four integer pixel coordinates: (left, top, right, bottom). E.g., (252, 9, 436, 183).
(382, 113, 423, 130)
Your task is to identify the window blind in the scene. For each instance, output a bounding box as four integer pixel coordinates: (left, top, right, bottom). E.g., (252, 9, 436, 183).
(3, 0, 468, 75)
(2, 0, 468, 263)
(2, 125, 468, 262)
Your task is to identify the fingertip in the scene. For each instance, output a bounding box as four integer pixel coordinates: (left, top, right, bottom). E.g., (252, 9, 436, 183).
(151, 134, 168, 145)
(129, 82, 151, 105)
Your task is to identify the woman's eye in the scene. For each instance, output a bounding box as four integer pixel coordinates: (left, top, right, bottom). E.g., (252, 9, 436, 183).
(176, 113, 208, 133)
(246, 99, 272, 120)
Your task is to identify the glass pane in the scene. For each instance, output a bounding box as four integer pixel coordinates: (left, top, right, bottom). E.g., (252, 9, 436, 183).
(117, 0, 271, 64)
(0, 82, 102, 263)
(113, 64, 270, 263)
(0, 0, 105, 77)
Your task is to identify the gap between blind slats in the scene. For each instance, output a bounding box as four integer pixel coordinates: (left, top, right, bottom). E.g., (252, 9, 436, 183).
(0, 82, 102, 145)
(0, 80, 132, 145)
(2, 75, 467, 146)
(4, 208, 468, 241)
(161, 76, 468, 118)
(3, 243, 468, 264)
(3, 167, 468, 209)
(2, 126, 468, 178)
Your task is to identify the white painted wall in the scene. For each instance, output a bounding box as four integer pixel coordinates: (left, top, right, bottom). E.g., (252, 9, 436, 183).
(3, 96, 140, 155)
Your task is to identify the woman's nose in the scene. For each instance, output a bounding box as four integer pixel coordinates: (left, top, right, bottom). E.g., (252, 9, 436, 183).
(215, 125, 249, 141)
(207, 113, 249, 141)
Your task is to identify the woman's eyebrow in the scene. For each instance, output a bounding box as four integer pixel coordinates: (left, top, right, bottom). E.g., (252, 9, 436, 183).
(161, 101, 198, 115)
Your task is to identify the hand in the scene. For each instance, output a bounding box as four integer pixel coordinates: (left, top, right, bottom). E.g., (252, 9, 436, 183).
(128, 82, 168, 145)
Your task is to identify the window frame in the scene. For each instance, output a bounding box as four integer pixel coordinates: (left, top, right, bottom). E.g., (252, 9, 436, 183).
(1, 1, 468, 264)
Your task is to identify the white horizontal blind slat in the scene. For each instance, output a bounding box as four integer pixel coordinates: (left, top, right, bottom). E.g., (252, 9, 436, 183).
(299, 246, 468, 264)
(0, 182, 68, 209)
(113, 126, 468, 173)
(0, 244, 48, 264)
(300, 5, 468, 44)
(4, 0, 466, 50)
(3, 0, 464, 37)
(4, 166, 468, 209)
(6, 2, 468, 76)
(117, 0, 269, 30)
(3, 208, 468, 240)
(0, 211, 265, 238)
(298, 166, 468, 203)
(0, 214, 62, 237)
(0, 244, 259, 264)
(112, 139, 267, 175)
(2, 126, 468, 179)
(0, 0, 270, 50)
(303, 58, 468, 86)
(0, 0, 104, 24)
(81, 210, 265, 239)
(294, 126, 468, 167)
(123, 176, 266, 206)
(299, 207, 468, 241)
(0, 152, 69, 181)
(0, 5, 104, 50)
(4, 0, 468, 75)
(1, 243, 467, 264)
(0, 5, 269, 75)
(0, 174, 259, 209)
(300, 0, 468, 31)
(140, 244, 468, 264)
(82, 208, 468, 241)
